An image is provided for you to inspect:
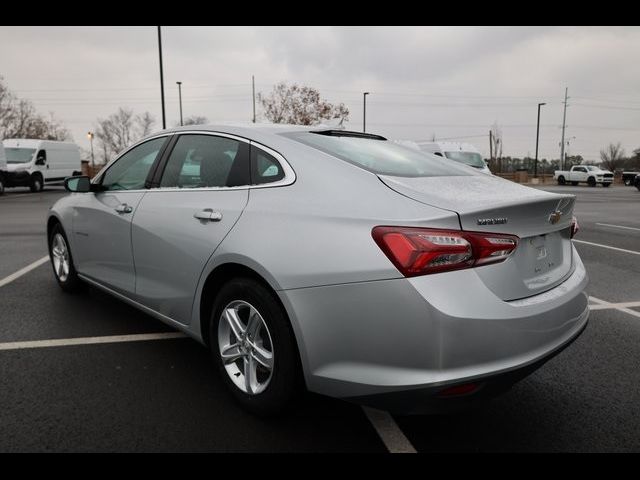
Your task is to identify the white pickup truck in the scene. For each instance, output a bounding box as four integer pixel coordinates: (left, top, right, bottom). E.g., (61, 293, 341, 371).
(554, 165, 614, 187)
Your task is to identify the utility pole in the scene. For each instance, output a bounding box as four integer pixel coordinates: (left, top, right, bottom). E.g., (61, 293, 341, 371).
(489, 129, 493, 171)
(176, 81, 183, 126)
(87, 132, 95, 170)
(560, 87, 569, 171)
(252, 75, 256, 123)
(363, 92, 369, 132)
(535, 102, 546, 178)
(157, 26, 166, 130)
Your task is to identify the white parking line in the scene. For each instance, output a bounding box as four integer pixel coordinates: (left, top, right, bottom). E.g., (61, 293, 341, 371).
(362, 406, 417, 453)
(589, 296, 640, 319)
(0, 255, 49, 288)
(0, 332, 187, 351)
(596, 223, 640, 232)
(573, 240, 640, 256)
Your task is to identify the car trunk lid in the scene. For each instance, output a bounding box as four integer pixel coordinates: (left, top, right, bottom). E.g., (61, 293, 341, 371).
(379, 174, 576, 300)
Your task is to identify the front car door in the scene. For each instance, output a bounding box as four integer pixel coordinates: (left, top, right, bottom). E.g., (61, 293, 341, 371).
(131, 133, 251, 325)
(72, 136, 168, 295)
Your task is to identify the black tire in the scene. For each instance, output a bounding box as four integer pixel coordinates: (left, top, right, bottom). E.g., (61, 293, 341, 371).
(0, 175, 4, 195)
(48, 223, 83, 293)
(30, 173, 43, 192)
(571, 181, 579, 186)
(557, 176, 566, 185)
(209, 277, 301, 416)
(602, 182, 611, 187)
(587, 177, 596, 187)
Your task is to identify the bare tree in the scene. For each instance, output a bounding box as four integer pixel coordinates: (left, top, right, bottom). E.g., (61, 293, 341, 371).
(490, 122, 503, 172)
(257, 82, 349, 125)
(183, 115, 208, 126)
(600, 142, 625, 171)
(0, 76, 70, 141)
(94, 108, 156, 163)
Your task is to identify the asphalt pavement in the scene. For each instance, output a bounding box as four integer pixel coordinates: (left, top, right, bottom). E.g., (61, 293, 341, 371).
(0, 183, 639, 452)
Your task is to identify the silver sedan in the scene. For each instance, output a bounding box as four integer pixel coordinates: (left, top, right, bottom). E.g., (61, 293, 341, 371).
(47, 125, 589, 415)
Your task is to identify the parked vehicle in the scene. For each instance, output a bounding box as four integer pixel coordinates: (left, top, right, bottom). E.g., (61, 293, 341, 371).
(622, 171, 639, 186)
(554, 165, 613, 187)
(416, 141, 492, 175)
(48, 125, 588, 415)
(2, 139, 81, 192)
(0, 142, 6, 195)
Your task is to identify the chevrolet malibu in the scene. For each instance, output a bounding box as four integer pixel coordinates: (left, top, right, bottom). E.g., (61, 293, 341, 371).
(47, 125, 589, 415)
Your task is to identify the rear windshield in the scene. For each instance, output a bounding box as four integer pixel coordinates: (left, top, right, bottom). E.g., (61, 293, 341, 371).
(444, 151, 486, 168)
(281, 132, 471, 177)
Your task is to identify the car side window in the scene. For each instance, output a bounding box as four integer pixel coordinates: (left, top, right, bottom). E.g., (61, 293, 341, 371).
(251, 147, 285, 185)
(159, 134, 250, 188)
(101, 137, 166, 191)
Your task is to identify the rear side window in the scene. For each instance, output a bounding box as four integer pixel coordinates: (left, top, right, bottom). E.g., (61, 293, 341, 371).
(160, 134, 250, 188)
(281, 132, 471, 177)
(251, 147, 285, 185)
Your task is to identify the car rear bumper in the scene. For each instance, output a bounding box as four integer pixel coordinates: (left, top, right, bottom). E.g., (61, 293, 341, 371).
(279, 246, 589, 412)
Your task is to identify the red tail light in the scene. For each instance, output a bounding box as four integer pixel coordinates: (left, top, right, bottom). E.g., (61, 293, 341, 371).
(372, 226, 518, 277)
(570, 216, 579, 239)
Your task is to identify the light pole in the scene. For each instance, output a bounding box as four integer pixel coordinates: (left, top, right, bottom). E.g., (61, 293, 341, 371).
(176, 81, 183, 126)
(87, 131, 95, 170)
(157, 26, 166, 129)
(534, 102, 545, 178)
(363, 92, 370, 133)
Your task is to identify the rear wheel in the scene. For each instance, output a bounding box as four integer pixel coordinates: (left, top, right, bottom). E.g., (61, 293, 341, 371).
(557, 176, 566, 185)
(48, 223, 82, 292)
(587, 177, 596, 187)
(30, 173, 43, 192)
(210, 277, 301, 416)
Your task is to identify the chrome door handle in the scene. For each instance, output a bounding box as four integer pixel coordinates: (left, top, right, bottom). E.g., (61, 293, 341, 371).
(194, 209, 223, 222)
(115, 203, 133, 214)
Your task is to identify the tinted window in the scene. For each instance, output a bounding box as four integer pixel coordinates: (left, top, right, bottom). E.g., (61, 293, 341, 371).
(282, 132, 471, 177)
(101, 137, 165, 191)
(251, 147, 285, 185)
(160, 134, 249, 188)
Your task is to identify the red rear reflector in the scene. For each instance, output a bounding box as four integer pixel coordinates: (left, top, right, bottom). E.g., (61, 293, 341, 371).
(372, 226, 518, 277)
(438, 382, 480, 397)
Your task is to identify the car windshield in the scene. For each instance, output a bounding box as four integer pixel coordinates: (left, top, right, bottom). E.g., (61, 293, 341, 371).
(281, 132, 471, 177)
(5, 147, 36, 164)
(444, 151, 486, 168)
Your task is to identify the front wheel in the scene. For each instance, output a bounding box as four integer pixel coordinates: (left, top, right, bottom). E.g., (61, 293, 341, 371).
(210, 277, 301, 416)
(30, 173, 43, 192)
(49, 224, 82, 292)
(587, 177, 596, 187)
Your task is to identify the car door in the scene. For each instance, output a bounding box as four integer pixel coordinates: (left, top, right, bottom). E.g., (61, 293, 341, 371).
(131, 133, 250, 325)
(574, 167, 587, 182)
(72, 136, 169, 295)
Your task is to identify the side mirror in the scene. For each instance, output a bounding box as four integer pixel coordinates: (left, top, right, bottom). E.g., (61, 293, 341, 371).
(35, 157, 46, 166)
(64, 175, 91, 193)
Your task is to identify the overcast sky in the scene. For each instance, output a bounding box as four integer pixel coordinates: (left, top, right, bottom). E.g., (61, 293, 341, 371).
(1, 26, 638, 161)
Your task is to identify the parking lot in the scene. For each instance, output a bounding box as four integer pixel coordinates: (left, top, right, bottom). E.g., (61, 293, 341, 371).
(1, 183, 639, 452)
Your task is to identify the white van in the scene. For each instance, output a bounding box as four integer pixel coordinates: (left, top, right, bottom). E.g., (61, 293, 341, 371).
(2, 139, 81, 192)
(0, 142, 7, 194)
(416, 141, 492, 175)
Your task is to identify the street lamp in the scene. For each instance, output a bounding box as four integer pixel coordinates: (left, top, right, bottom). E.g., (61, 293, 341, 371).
(87, 131, 95, 170)
(534, 102, 546, 178)
(363, 92, 370, 133)
(176, 81, 183, 126)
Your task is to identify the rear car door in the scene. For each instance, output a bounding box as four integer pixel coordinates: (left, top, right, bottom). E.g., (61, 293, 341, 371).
(131, 133, 250, 325)
(72, 136, 168, 295)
